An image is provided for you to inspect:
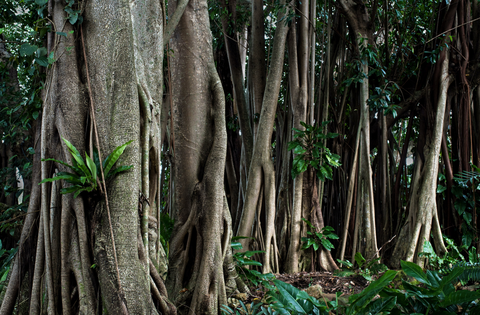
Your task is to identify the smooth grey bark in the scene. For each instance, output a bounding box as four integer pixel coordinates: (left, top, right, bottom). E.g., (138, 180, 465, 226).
(391, 51, 450, 268)
(165, 0, 233, 313)
(2, 0, 170, 314)
(236, 0, 290, 271)
(338, 0, 378, 261)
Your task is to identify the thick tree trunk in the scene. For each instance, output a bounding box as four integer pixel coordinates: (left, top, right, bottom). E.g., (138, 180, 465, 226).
(165, 0, 234, 313)
(1, 1, 173, 314)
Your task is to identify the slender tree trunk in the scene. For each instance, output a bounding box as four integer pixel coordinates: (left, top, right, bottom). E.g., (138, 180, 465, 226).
(391, 51, 450, 268)
(236, 0, 290, 267)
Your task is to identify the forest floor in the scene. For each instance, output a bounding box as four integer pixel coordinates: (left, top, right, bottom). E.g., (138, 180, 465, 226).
(242, 271, 370, 305)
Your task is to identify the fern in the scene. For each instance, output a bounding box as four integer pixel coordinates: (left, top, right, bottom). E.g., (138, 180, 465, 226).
(444, 262, 480, 285)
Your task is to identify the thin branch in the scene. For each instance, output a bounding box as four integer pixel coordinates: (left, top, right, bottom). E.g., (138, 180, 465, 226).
(425, 16, 480, 44)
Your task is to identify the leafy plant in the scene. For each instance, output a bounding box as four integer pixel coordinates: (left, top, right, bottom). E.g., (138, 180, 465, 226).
(0, 240, 17, 292)
(422, 239, 480, 286)
(301, 218, 338, 252)
(419, 235, 480, 279)
(340, 260, 480, 315)
(445, 261, 480, 286)
(379, 260, 480, 314)
(288, 121, 340, 181)
(344, 270, 398, 315)
(336, 252, 388, 282)
(437, 166, 480, 248)
(221, 300, 270, 315)
(39, 138, 133, 198)
(159, 212, 174, 258)
(231, 237, 276, 290)
(266, 279, 333, 315)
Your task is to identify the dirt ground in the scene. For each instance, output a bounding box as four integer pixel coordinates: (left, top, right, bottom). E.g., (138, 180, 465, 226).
(275, 271, 369, 295)
(244, 271, 370, 304)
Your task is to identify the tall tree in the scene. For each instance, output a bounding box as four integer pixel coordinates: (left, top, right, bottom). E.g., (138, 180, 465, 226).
(165, 0, 237, 313)
(1, 0, 175, 314)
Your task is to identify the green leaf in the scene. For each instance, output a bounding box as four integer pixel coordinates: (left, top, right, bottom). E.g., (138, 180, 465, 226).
(439, 266, 465, 288)
(85, 153, 97, 185)
(47, 51, 55, 64)
(243, 250, 265, 258)
(60, 185, 83, 195)
(360, 296, 396, 314)
(322, 226, 335, 232)
(68, 13, 78, 25)
(336, 259, 354, 268)
(62, 138, 90, 177)
(106, 165, 133, 179)
(321, 239, 334, 251)
(439, 290, 480, 308)
(93, 147, 101, 172)
(231, 242, 242, 250)
(301, 218, 314, 229)
(35, 57, 49, 67)
(56, 32, 68, 37)
(241, 260, 262, 267)
(294, 146, 307, 155)
(425, 270, 441, 288)
(103, 140, 133, 177)
(348, 270, 398, 315)
(437, 185, 447, 193)
(271, 280, 306, 314)
(401, 260, 430, 286)
(354, 252, 366, 268)
(40, 158, 81, 178)
(19, 43, 38, 57)
(288, 140, 300, 151)
(73, 187, 88, 198)
(39, 172, 83, 185)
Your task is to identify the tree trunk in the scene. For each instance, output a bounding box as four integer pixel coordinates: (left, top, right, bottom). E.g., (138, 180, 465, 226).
(391, 50, 450, 268)
(236, 0, 290, 272)
(1, 1, 174, 314)
(165, 0, 234, 312)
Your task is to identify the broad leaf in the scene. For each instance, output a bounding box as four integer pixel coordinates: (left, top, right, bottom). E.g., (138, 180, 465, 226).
(354, 252, 366, 268)
(85, 153, 97, 185)
(73, 188, 88, 199)
(271, 280, 306, 314)
(359, 296, 396, 314)
(39, 172, 82, 185)
(401, 260, 430, 286)
(439, 266, 464, 289)
(321, 239, 334, 251)
(231, 242, 242, 250)
(62, 138, 90, 177)
(438, 290, 480, 308)
(347, 270, 397, 315)
(106, 165, 133, 179)
(103, 140, 133, 176)
(40, 158, 82, 176)
(19, 43, 38, 57)
(60, 185, 83, 195)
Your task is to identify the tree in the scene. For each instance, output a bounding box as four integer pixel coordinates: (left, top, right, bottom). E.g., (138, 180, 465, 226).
(164, 0, 238, 312)
(1, 0, 175, 313)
